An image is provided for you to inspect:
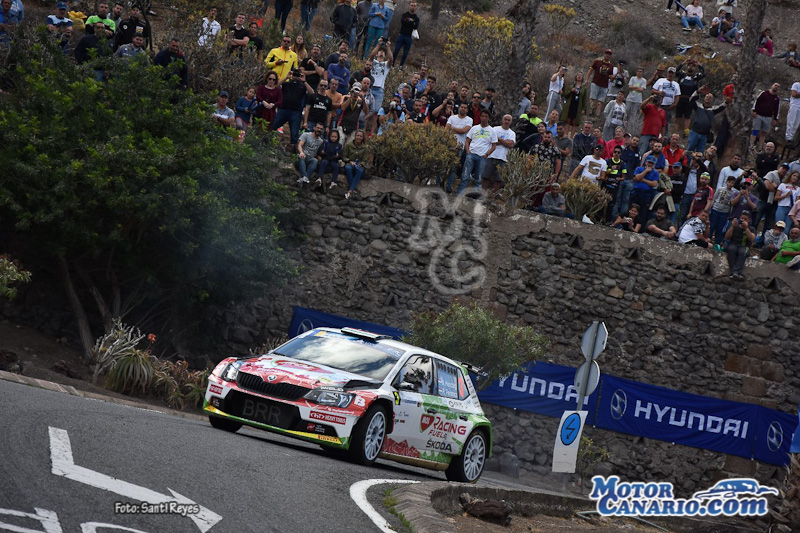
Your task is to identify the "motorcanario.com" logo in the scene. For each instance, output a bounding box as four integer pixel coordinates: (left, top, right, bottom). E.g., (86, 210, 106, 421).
(589, 476, 779, 517)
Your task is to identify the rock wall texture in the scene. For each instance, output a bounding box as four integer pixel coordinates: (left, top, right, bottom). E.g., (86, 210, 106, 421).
(4, 175, 798, 493)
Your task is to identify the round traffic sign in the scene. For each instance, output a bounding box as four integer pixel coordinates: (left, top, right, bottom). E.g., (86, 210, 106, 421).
(560, 413, 582, 446)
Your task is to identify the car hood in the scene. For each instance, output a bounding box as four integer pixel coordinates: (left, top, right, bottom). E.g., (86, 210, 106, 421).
(237, 354, 380, 389)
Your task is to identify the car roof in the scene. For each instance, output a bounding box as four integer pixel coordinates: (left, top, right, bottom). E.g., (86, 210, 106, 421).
(312, 327, 463, 367)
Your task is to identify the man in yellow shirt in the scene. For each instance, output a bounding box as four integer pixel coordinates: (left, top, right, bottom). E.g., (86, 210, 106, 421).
(265, 36, 298, 82)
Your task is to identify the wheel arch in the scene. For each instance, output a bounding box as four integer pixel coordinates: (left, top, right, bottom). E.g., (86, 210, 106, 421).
(370, 397, 395, 435)
(470, 422, 493, 457)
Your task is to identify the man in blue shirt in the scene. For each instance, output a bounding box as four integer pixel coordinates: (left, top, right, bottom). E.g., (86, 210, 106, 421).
(630, 155, 660, 226)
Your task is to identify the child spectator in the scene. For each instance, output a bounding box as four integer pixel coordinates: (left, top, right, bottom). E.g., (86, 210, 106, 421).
(758, 28, 773, 57)
(314, 130, 344, 189)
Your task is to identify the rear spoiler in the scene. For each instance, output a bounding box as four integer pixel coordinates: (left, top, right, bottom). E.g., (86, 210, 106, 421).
(341, 327, 391, 341)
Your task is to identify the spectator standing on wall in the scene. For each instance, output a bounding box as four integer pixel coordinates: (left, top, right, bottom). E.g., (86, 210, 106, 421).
(457, 110, 497, 195)
(724, 210, 755, 279)
(393, 1, 419, 69)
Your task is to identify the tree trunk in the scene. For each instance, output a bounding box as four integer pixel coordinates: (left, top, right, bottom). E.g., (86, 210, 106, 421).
(75, 263, 113, 333)
(504, 0, 542, 115)
(726, 0, 768, 159)
(431, 0, 441, 20)
(58, 256, 95, 361)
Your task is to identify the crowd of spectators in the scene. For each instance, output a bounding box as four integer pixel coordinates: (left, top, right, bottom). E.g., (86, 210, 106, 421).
(6, 0, 800, 275)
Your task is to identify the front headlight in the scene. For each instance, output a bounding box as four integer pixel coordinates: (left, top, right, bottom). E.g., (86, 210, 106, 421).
(222, 361, 243, 382)
(304, 389, 354, 408)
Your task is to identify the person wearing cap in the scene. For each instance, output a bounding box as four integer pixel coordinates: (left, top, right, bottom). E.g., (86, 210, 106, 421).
(211, 91, 235, 127)
(114, 30, 148, 61)
(46, 2, 73, 54)
(630, 155, 661, 225)
(114, 4, 151, 51)
(86, 2, 116, 37)
(545, 65, 567, 118)
(688, 170, 714, 220)
(337, 82, 365, 145)
(538, 182, 572, 218)
(760, 221, 788, 259)
(586, 49, 614, 118)
(652, 67, 681, 136)
(570, 143, 607, 185)
(266, 35, 299, 83)
(457, 110, 497, 195)
(708, 173, 737, 244)
(723, 209, 754, 279)
(675, 59, 705, 136)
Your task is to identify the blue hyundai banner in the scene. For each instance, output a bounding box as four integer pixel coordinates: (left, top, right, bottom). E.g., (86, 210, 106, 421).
(753, 406, 798, 465)
(288, 306, 407, 340)
(597, 374, 757, 460)
(792, 406, 800, 454)
(477, 362, 600, 425)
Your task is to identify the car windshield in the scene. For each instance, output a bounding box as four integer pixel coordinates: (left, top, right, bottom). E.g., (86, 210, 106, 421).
(273, 332, 402, 381)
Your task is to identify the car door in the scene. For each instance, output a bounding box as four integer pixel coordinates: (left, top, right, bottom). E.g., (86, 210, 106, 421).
(385, 354, 434, 458)
(426, 358, 474, 456)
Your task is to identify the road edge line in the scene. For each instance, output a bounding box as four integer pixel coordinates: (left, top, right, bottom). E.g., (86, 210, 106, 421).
(349, 479, 420, 533)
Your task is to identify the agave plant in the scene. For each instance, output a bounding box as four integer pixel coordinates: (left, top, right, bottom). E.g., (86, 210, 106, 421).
(495, 151, 552, 213)
(91, 318, 145, 385)
(104, 349, 155, 395)
(771, 453, 800, 527)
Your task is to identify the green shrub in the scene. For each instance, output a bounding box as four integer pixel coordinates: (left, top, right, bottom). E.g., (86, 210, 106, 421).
(405, 301, 548, 388)
(496, 151, 552, 213)
(0, 256, 31, 301)
(105, 349, 156, 395)
(370, 122, 458, 184)
(562, 178, 608, 221)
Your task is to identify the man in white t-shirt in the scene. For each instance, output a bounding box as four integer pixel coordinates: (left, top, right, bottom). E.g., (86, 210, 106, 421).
(715, 153, 744, 192)
(626, 66, 647, 118)
(545, 65, 566, 117)
(198, 6, 221, 46)
(457, 110, 497, 194)
(444, 103, 474, 192)
(368, 40, 393, 114)
(482, 114, 516, 192)
(652, 67, 681, 135)
(570, 144, 608, 184)
(787, 81, 800, 145)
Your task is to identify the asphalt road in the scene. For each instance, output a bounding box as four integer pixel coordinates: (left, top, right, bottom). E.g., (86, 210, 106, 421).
(0, 379, 445, 533)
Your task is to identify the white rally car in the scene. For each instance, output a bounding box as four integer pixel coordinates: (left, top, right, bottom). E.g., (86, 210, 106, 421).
(205, 327, 493, 482)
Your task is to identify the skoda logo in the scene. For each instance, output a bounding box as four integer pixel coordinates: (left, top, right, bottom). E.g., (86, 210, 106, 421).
(296, 319, 314, 335)
(767, 421, 784, 452)
(267, 375, 277, 382)
(610, 389, 627, 420)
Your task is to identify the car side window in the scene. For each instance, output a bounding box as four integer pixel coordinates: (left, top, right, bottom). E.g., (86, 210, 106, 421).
(434, 360, 468, 400)
(395, 355, 433, 395)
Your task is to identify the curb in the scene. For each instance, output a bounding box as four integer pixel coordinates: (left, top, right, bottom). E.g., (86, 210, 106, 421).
(0, 370, 207, 423)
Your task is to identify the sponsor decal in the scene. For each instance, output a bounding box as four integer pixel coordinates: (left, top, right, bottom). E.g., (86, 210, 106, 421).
(426, 439, 453, 452)
(354, 395, 366, 407)
(590, 476, 778, 518)
(401, 398, 419, 406)
(310, 411, 347, 425)
(306, 423, 327, 434)
(382, 438, 420, 458)
(210, 397, 221, 407)
(421, 415, 468, 438)
(209, 384, 223, 395)
(420, 414, 435, 432)
(393, 392, 401, 405)
(318, 435, 340, 443)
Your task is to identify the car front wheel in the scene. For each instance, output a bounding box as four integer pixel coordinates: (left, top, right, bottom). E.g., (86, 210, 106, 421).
(445, 430, 486, 482)
(209, 416, 242, 433)
(348, 404, 387, 466)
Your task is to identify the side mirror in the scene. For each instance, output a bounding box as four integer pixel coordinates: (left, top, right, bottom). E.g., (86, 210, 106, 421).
(397, 381, 417, 392)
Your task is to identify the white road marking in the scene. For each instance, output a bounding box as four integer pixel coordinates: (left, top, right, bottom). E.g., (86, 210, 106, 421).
(0, 507, 62, 533)
(48, 427, 222, 533)
(349, 479, 420, 533)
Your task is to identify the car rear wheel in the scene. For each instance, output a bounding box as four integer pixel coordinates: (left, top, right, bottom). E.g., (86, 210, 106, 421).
(209, 416, 242, 433)
(347, 404, 387, 466)
(445, 430, 486, 482)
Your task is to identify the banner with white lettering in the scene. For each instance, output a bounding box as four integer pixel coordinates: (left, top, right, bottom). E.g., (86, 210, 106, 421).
(477, 362, 600, 424)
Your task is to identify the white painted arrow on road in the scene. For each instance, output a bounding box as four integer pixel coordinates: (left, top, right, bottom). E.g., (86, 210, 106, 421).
(49, 427, 222, 533)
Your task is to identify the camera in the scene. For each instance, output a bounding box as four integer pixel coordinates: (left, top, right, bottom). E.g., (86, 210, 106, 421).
(389, 101, 401, 111)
